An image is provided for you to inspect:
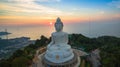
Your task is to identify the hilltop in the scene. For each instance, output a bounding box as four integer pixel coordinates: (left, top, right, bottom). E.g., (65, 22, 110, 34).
(0, 34, 119, 67)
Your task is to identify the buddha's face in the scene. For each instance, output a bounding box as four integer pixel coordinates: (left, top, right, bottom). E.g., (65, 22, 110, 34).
(55, 23, 63, 32)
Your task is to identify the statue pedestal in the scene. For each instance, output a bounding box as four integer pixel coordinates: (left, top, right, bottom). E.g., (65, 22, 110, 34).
(39, 50, 80, 67)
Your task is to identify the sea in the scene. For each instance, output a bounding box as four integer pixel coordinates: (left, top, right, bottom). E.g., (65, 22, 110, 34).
(0, 21, 120, 40)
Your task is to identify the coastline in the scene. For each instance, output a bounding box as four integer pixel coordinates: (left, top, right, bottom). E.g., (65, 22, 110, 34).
(0, 37, 35, 59)
(0, 32, 11, 36)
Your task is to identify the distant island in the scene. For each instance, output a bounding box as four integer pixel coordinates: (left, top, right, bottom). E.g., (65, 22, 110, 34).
(0, 32, 11, 36)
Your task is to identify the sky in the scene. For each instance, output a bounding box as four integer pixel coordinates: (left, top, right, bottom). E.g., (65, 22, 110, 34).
(0, 0, 120, 25)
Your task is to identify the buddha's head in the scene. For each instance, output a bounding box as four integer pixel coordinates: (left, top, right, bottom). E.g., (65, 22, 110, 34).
(55, 17, 63, 32)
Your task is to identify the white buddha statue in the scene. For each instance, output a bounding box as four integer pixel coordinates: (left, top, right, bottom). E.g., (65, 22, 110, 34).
(45, 17, 74, 63)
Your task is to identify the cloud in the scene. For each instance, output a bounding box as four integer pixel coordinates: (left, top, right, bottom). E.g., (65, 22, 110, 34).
(109, 0, 120, 8)
(1, 0, 61, 3)
(99, 11, 105, 14)
(72, 8, 80, 11)
(0, 0, 76, 21)
(0, 0, 63, 16)
(37, 0, 61, 2)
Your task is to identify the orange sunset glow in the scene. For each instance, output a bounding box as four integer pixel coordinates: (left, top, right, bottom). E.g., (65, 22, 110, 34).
(0, 0, 120, 26)
(0, 0, 120, 40)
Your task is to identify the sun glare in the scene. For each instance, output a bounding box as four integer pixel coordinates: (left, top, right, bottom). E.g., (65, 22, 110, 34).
(50, 22, 53, 25)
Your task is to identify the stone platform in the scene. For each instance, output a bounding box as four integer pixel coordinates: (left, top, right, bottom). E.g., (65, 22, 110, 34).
(37, 49, 81, 67)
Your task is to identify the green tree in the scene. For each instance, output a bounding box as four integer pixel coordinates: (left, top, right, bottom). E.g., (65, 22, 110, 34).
(0, 59, 11, 67)
(11, 57, 30, 67)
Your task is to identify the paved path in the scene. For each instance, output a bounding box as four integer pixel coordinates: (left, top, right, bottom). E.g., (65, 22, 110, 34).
(32, 47, 45, 67)
(73, 49, 88, 56)
(32, 48, 88, 67)
(88, 49, 101, 67)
